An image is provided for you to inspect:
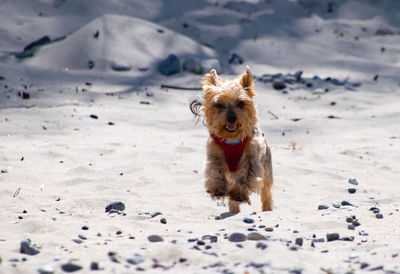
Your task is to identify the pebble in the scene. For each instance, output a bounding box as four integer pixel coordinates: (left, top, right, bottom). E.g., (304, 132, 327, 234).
(105, 201, 125, 213)
(243, 217, 254, 224)
(346, 217, 354, 223)
(81, 225, 89, 230)
(78, 234, 87, 240)
(359, 230, 369, 236)
(90, 261, 100, 270)
(265, 227, 274, 232)
(24, 36, 51, 52)
(318, 204, 329, 210)
(352, 221, 361, 227)
(295, 237, 303, 246)
(341, 200, 355, 207)
(256, 242, 267, 250)
(348, 188, 357, 194)
(158, 54, 180, 76)
(197, 240, 205, 245)
(1, 169, 8, 173)
(72, 239, 83, 244)
(369, 207, 380, 214)
(126, 254, 145, 265)
(312, 238, 325, 243)
(210, 236, 218, 243)
(148, 235, 164, 242)
(348, 225, 355, 230)
(247, 227, 257, 231)
(247, 232, 266, 241)
(88, 60, 95, 69)
(332, 203, 341, 209)
(228, 53, 243, 65)
(326, 233, 340, 242)
(341, 236, 354, 242)
(38, 265, 55, 274)
(228, 233, 246, 242)
(182, 57, 202, 74)
(376, 213, 383, 219)
(160, 218, 167, 224)
(273, 81, 286, 90)
(61, 262, 82, 272)
(348, 177, 358, 185)
(20, 238, 40, 255)
(110, 60, 131, 71)
(151, 211, 162, 218)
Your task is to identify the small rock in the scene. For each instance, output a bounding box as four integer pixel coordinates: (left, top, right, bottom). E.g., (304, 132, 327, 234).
(126, 254, 145, 265)
(20, 238, 40, 255)
(348, 188, 357, 194)
(348, 225, 355, 230)
(341, 236, 354, 242)
(111, 61, 131, 71)
(182, 57, 202, 74)
(256, 242, 267, 250)
(61, 262, 83, 272)
(72, 239, 83, 244)
(228, 233, 246, 242)
(22, 92, 30, 100)
(326, 233, 340, 242)
(346, 217, 354, 223)
(369, 207, 380, 214)
(38, 265, 55, 274)
(273, 81, 286, 90)
(151, 211, 162, 218)
(341, 200, 355, 207)
(265, 227, 274, 232)
(247, 227, 257, 231)
(105, 201, 125, 213)
(158, 54, 180, 76)
(90, 261, 100, 270)
(228, 53, 243, 65)
(348, 177, 358, 185)
(90, 114, 98, 119)
(78, 234, 87, 240)
(1, 169, 8, 173)
(332, 203, 341, 209)
(318, 204, 329, 210)
(352, 221, 361, 227)
(243, 217, 254, 224)
(210, 236, 218, 243)
(376, 213, 383, 219)
(197, 240, 205, 245)
(160, 218, 167, 224)
(148, 235, 163, 242)
(359, 230, 369, 236)
(360, 262, 369, 269)
(247, 232, 266, 241)
(24, 36, 51, 51)
(88, 60, 95, 69)
(81, 225, 89, 230)
(295, 237, 303, 246)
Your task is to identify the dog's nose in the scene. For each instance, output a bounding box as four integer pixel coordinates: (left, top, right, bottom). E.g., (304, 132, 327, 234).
(227, 113, 236, 123)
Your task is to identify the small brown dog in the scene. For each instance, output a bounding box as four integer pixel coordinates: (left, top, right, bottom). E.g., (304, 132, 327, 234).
(190, 67, 273, 213)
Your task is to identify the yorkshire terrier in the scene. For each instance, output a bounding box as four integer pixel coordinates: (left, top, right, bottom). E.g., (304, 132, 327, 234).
(190, 67, 273, 213)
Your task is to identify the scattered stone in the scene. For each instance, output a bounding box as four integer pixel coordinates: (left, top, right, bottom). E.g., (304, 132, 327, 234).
(312, 238, 325, 243)
(243, 217, 254, 224)
(182, 57, 202, 74)
(273, 81, 286, 90)
(160, 218, 167, 224)
(78, 234, 87, 240)
(360, 262, 369, 269)
(126, 254, 145, 265)
(265, 227, 274, 232)
(24, 36, 51, 52)
(90, 261, 100, 270)
(256, 242, 267, 250)
(369, 207, 380, 214)
(228, 233, 246, 242)
(228, 53, 243, 65)
(318, 204, 329, 210)
(61, 262, 82, 272)
(81, 225, 89, 230)
(247, 232, 266, 241)
(1, 169, 8, 174)
(341, 200, 355, 207)
(187, 238, 197, 243)
(332, 203, 341, 209)
(20, 238, 40, 255)
(90, 114, 98, 119)
(105, 201, 125, 213)
(348, 188, 357, 194)
(376, 213, 383, 219)
(348, 177, 358, 185)
(210, 236, 218, 243)
(148, 235, 164, 242)
(247, 227, 257, 232)
(197, 240, 205, 246)
(88, 60, 95, 69)
(327, 233, 340, 242)
(72, 239, 83, 244)
(348, 225, 355, 230)
(111, 60, 131, 71)
(341, 236, 354, 242)
(116, 231, 122, 235)
(38, 265, 55, 274)
(352, 220, 361, 227)
(359, 230, 369, 236)
(21, 92, 30, 100)
(295, 237, 303, 246)
(158, 54, 180, 76)
(346, 217, 354, 223)
(151, 211, 162, 218)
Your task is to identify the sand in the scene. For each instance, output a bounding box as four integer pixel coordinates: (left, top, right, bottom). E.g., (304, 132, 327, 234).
(0, 0, 400, 273)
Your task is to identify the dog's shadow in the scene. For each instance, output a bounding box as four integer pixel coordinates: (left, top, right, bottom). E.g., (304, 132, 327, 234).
(216, 212, 238, 220)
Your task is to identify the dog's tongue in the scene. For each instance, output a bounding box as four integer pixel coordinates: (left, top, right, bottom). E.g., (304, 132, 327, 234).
(226, 124, 236, 131)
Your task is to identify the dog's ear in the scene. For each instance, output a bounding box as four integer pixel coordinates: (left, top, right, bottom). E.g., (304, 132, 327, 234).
(203, 69, 219, 86)
(240, 66, 256, 97)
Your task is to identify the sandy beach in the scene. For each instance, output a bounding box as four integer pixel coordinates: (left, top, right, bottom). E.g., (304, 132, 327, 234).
(1, 0, 400, 273)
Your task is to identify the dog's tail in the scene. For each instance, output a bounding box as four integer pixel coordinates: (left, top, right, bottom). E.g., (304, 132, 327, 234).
(189, 96, 204, 124)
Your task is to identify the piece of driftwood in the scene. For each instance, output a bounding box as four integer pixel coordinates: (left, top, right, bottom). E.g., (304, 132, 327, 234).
(161, 84, 202, 90)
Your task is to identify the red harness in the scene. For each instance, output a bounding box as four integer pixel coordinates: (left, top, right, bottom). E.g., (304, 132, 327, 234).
(211, 134, 249, 173)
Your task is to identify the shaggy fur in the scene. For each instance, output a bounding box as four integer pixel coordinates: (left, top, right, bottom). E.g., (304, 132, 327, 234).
(191, 67, 273, 213)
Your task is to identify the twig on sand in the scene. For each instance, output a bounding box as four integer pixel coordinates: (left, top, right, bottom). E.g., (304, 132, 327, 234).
(267, 110, 279, 119)
(13, 187, 20, 198)
(161, 84, 202, 91)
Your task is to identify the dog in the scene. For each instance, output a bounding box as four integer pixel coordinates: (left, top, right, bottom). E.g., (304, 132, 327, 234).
(190, 67, 273, 213)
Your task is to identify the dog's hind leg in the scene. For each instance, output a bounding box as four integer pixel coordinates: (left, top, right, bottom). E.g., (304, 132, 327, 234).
(261, 145, 273, 211)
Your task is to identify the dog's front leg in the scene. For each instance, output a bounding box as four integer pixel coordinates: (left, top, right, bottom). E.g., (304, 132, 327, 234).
(204, 161, 228, 200)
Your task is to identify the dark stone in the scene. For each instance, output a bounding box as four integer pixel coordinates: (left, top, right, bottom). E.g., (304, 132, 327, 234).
(352, 221, 361, 227)
(318, 204, 329, 210)
(294, 71, 303, 81)
(24, 36, 51, 51)
(341, 200, 355, 207)
(179, 258, 187, 263)
(348, 177, 358, 185)
(1, 169, 8, 174)
(228, 53, 243, 65)
(295, 237, 303, 246)
(111, 61, 131, 71)
(22, 92, 30, 100)
(158, 54, 180, 76)
(90, 262, 99, 270)
(148, 235, 163, 242)
(273, 81, 286, 90)
(360, 262, 369, 269)
(20, 239, 40, 255)
(341, 236, 354, 241)
(182, 57, 202, 74)
(126, 254, 144, 265)
(256, 242, 267, 250)
(228, 233, 246, 242)
(187, 238, 197, 242)
(88, 60, 95, 69)
(369, 207, 380, 214)
(247, 232, 266, 241)
(247, 227, 257, 231)
(116, 231, 122, 235)
(265, 227, 274, 232)
(197, 240, 205, 245)
(346, 217, 353, 223)
(348, 188, 357, 194)
(61, 262, 82, 272)
(81, 225, 89, 230)
(90, 114, 98, 119)
(105, 201, 125, 213)
(210, 236, 218, 243)
(306, 82, 313, 88)
(376, 213, 383, 219)
(151, 211, 162, 218)
(243, 217, 254, 224)
(160, 218, 167, 224)
(348, 225, 355, 230)
(78, 234, 87, 240)
(326, 233, 340, 242)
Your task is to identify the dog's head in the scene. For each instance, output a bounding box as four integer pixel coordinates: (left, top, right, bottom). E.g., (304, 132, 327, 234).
(200, 67, 257, 140)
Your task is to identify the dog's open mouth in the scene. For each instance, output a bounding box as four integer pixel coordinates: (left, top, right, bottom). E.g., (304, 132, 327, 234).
(225, 124, 237, 132)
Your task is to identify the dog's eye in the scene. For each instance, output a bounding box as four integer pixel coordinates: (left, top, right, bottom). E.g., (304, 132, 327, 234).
(237, 101, 245, 108)
(215, 103, 224, 109)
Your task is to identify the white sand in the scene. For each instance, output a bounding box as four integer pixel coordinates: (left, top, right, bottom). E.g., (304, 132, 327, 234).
(0, 0, 400, 273)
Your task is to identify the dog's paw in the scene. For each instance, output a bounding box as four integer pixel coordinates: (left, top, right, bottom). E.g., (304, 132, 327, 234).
(206, 189, 226, 200)
(228, 191, 250, 204)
